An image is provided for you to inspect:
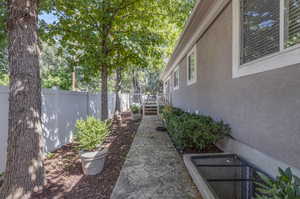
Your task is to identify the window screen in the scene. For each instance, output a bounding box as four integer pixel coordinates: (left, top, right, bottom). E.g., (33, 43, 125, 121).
(240, 0, 280, 64)
(188, 51, 196, 81)
(174, 69, 179, 88)
(285, 0, 300, 48)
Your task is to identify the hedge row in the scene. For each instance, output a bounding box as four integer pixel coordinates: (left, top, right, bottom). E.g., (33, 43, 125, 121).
(161, 106, 231, 151)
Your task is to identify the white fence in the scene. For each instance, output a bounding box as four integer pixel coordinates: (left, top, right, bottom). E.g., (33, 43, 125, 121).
(0, 86, 130, 172)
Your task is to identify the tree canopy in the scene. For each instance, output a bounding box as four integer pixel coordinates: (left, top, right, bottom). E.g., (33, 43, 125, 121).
(39, 0, 196, 119)
(0, 0, 196, 118)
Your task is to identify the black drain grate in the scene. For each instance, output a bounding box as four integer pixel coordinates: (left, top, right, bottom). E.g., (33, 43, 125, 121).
(191, 154, 271, 199)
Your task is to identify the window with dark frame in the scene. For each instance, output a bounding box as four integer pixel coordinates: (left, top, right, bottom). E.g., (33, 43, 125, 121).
(240, 0, 300, 65)
(285, 0, 300, 48)
(187, 50, 196, 83)
(240, 0, 280, 64)
(174, 68, 179, 89)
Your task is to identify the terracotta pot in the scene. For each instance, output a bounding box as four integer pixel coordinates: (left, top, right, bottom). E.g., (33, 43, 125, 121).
(80, 147, 108, 175)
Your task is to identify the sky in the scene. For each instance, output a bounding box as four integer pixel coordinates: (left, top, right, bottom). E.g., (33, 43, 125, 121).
(40, 13, 57, 24)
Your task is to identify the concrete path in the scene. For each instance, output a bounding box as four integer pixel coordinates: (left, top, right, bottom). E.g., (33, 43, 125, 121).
(110, 116, 202, 199)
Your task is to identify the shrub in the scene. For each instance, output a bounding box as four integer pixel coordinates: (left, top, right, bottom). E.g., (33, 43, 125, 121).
(256, 168, 300, 199)
(161, 106, 230, 151)
(130, 104, 140, 114)
(74, 117, 110, 151)
(159, 105, 165, 114)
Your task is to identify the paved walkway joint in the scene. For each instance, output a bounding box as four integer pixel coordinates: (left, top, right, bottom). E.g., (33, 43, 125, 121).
(111, 116, 201, 199)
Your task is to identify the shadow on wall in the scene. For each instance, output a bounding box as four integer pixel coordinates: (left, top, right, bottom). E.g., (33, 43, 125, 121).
(88, 93, 101, 119)
(0, 86, 9, 173)
(42, 89, 94, 153)
(0, 87, 129, 172)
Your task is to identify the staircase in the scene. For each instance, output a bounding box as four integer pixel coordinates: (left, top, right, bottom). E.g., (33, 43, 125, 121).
(143, 101, 158, 116)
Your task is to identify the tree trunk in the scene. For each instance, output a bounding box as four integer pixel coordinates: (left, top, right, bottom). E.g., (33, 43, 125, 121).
(132, 69, 141, 104)
(0, 0, 44, 198)
(72, 71, 76, 91)
(115, 67, 122, 113)
(101, 65, 108, 120)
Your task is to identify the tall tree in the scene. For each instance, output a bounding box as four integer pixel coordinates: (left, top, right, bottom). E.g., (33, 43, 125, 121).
(46, 0, 165, 119)
(0, 0, 44, 198)
(115, 67, 122, 113)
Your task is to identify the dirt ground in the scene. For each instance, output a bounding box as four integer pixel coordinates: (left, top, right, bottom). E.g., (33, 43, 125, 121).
(33, 114, 141, 199)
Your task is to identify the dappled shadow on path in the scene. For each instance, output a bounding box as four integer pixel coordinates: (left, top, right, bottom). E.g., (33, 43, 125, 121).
(32, 114, 140, 199)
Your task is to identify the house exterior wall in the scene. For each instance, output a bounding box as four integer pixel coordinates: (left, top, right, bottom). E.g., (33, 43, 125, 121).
(169, 3, 300, 170)
(163, 0, 217, 76)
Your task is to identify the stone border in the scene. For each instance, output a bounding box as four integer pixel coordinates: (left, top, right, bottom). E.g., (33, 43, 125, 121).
(183, 153, 233, 199)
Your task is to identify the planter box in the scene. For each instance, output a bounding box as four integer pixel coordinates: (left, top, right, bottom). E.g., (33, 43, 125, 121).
(80, 147, 108, 175)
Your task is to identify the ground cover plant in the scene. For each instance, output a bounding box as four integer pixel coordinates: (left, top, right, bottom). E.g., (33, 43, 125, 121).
(256, 168, 300, 199)
(161, 105, 230, 152)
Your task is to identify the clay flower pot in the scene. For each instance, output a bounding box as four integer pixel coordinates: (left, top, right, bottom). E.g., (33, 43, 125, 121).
(80, 147, 108, 175)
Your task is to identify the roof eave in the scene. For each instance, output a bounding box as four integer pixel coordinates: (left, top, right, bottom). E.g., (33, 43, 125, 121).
(160, 0, 202, 80)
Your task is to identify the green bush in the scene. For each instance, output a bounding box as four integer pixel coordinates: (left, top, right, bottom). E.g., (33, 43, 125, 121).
(256, 168, 300, 199)
(161, 106, 230, 151)
(74, 117, 110, 151)
(130, 104, 140, 114)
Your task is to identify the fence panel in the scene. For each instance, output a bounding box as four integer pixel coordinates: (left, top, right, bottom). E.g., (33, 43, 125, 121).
(0, 86, 129, 172)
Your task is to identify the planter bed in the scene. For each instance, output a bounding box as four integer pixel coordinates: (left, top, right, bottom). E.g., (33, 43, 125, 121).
(182, 144, 223, 154)
(160, 115, 223, 155)
(32, 115, 141, 199)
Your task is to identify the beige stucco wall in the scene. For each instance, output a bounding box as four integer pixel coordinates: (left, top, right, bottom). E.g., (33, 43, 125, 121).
(170, 2, 300, 170)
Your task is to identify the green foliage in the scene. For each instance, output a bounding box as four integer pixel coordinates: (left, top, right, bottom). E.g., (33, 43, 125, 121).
(40, 43, 73, 90)
(74, 117, 110, 151)
(0, 172, 4, 177)
(46, 152, 55, 159)
(0, 48, 8, 83)
(130, 104, 140, 114)
(161, 106, 230, 151)
(0, 73, 8, 86)
(40, 0, 196, 91)
(256, 168, 300, 199)
(0, 0, 7, 50)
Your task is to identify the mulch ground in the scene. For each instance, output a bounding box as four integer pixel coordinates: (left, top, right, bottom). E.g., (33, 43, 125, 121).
(182, 144, 223, 154)
(32, 113, 141, 199)
(156, 124, 223, 154)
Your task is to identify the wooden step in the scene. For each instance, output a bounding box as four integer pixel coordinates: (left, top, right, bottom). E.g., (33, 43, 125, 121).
(145, 109, 157, 111)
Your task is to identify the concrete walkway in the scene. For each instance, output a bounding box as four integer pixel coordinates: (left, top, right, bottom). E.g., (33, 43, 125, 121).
(110, 116, 202, 199)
